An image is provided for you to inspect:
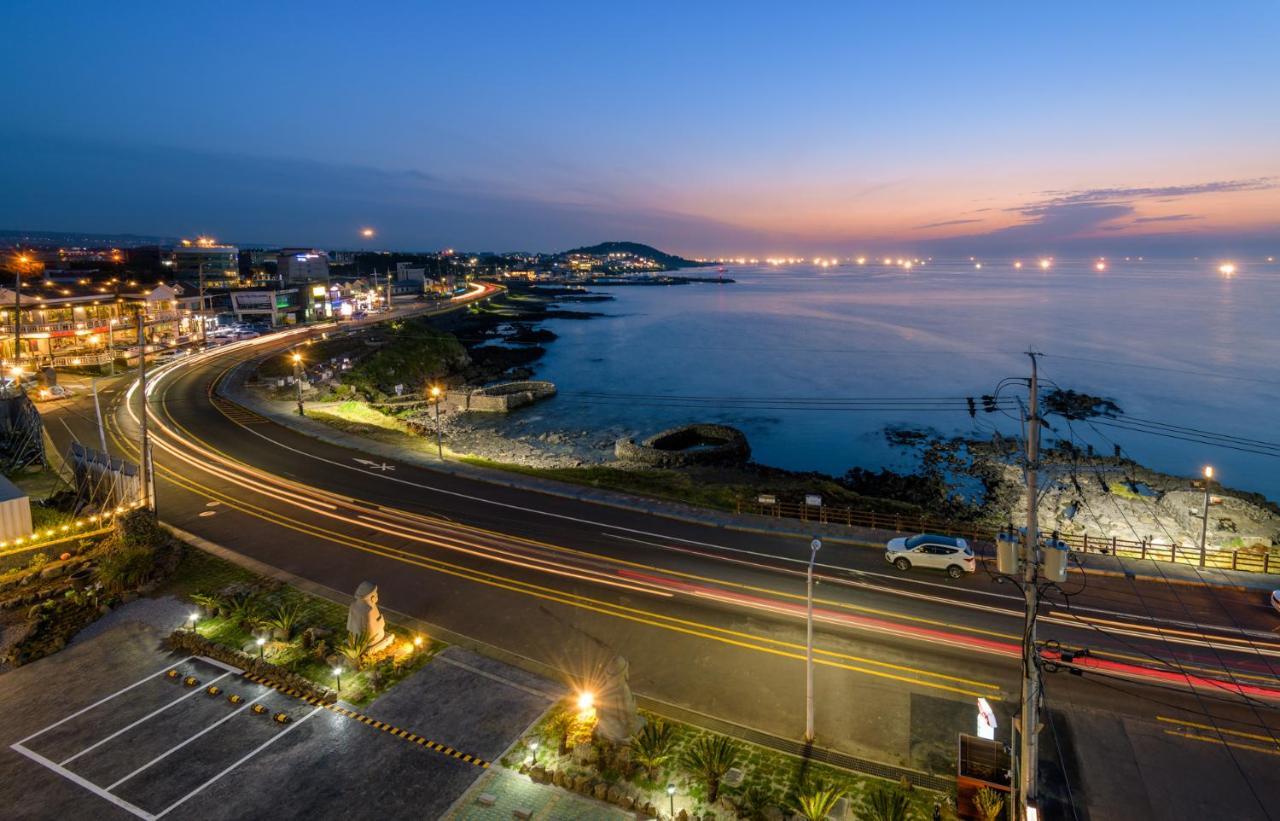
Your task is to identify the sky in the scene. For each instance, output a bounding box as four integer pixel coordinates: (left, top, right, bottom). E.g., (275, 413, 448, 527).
(2, 1, 1278, 257)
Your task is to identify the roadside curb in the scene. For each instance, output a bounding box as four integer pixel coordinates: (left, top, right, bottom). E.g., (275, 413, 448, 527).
(162, 523, 956, 791)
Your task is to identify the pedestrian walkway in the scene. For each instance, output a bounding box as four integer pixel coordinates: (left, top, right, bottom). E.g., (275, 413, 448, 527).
(447, 767, 633, 821)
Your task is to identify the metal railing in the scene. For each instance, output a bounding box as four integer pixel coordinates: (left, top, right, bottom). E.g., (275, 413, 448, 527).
(735, 499, 1277, 574)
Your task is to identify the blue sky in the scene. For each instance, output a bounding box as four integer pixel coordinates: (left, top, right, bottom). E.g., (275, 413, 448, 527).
(3, 1, 1277, 255)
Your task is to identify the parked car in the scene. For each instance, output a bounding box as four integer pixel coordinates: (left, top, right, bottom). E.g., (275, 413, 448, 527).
(1271, 589, 1280, 615)
(885, 533, 976, 578)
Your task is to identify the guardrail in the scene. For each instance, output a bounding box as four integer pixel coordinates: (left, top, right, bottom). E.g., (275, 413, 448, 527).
(735, 499, 1277, 574)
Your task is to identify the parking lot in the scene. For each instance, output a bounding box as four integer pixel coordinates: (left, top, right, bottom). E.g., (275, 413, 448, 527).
(1, 620, 560, 820)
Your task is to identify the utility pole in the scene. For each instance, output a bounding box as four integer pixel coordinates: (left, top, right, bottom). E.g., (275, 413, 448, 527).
(1018, 351, 1042, 820)
(292, 352, 305, 416)
(805, 537, 821, 743)
(12, 268, 21, 379)
(91, 377, 109, 454)
(1199, 465, 1214, 566)
(429, 385, 443, 458)
(136, 305, 154, 513)
(198, 261, 207, 348)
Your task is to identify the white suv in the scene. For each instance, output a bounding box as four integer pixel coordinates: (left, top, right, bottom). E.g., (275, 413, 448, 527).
(885, 534, 976, 578)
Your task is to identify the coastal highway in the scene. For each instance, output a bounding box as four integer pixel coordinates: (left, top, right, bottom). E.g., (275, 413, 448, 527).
(44, 329, 1280, 818)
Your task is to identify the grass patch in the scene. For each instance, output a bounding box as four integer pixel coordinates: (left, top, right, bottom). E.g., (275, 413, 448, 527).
(1107, 481, 1141, 500)
(309, 401, 409, 434)
(157, 549, 440, 706)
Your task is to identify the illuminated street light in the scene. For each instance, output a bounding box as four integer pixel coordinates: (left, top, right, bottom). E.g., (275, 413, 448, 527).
(1199, 465, 1214, 565)
(667, 783, 676, 818)
(333, 666, 343, 691)
(805, 537, 821, 743)
(188, 611, 199, 630)
(576, 690, 594, 716)
(291, 352, 305, 416)
(256, 636, 266, 660)
(429, 384, 444, 459)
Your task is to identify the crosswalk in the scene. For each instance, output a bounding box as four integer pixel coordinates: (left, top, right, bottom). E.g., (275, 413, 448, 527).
(211, 398, 269, 426)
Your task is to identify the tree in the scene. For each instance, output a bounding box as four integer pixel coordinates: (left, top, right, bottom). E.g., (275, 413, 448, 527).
(681, 734, 740, 804)
(631, 719, 676, 780)
(339, 631, 373, 670)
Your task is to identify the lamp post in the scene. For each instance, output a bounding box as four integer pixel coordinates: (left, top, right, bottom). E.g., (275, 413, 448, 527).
(1200, 466, 1214, 566)
(188, 611, 199, 631)
(805, 537, 821, 743)
(256, 636, 266, 660)
(429, 384, 443, 459)
(667, 783, 676, 818)
(333, 666, 343, 692)
(292, 352, 304, 416)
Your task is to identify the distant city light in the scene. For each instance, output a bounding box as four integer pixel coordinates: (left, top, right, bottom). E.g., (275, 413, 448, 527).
(1013, 260, 1022, 269)
(1218, 262, 1236, 275)
(360, 227, 375, 238)
(856, 256, 867, 265)
(1039, 258, 1052, 270)
(1094, 260, 1107, 271)
(974, 262, 982, 269)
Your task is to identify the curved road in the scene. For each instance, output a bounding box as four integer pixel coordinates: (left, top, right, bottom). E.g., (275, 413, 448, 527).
(46, 314, 1280, 819)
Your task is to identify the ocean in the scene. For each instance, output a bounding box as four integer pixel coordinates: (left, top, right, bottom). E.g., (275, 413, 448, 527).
(506, 260, 1280, 501)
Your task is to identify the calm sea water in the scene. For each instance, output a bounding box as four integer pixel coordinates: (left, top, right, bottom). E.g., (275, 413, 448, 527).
(508, 260, 1280, 500)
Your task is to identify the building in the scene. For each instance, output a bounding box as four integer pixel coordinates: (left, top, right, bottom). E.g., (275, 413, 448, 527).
(0, 281, 190, 368)
(278, 249, 330, 284)
(169, 237, 239, 288)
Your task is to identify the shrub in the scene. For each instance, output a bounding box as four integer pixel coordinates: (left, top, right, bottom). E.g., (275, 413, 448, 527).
(117, 508, 165, 550)
(865, 784, 910, 821)
(681, 734, 740, 804)
(792, 781, 847, 821)
(631, 719, 676, 780)
(95, 545, 154, 594)
(259, 602, 303, 640)
(226, 592, 264, 629)
(339, 631, 373, 670)
(189, 592, 225, 617)
(974, 787, 1005, 821)
(28, 552, 49, 570)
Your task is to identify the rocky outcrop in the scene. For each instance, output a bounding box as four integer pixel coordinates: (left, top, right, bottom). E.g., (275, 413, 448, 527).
(615, 424, 750, 467)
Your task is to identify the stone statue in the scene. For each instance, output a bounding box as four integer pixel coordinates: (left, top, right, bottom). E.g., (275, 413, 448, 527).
(595, 654, 643, 742)
(346, 581, 395, 652)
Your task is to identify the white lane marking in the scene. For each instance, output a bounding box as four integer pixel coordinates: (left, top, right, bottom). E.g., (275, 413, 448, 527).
(435, 654, 562, 701)
(139, 360, 1280, 646)
(60, 672, 232, 765)
(197, 655, 242, 674)
(10, 743, 155, 820)
(16, 658, 195, 746)
(107, 703, 254, 791)
(152, 706, 322, 819)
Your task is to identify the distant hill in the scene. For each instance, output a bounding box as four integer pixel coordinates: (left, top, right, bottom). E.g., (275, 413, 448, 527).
(557, 241, 712, 270)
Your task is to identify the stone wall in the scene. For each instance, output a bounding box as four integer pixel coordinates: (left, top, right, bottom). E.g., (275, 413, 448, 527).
(441, 380, 557, 413)
(615, 423, 750, 468)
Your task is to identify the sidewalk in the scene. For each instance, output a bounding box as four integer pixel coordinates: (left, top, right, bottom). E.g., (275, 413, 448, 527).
(221, 364, 1280, 596)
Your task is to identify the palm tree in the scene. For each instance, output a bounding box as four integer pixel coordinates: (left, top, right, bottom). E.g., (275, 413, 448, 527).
(792, 782, 847, 821)
(974, 787, 1005, 821)
(681, 734, 740, 804)
(631, 719, 676, 779)
(865, 784, 910, 821)
(546, 708, 575, 756)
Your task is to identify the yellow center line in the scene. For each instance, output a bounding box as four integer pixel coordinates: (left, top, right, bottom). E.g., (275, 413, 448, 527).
(1162, 729, 1280, 758)
(107, 400, 1002, 699)
(1157, 715, 1280, 746)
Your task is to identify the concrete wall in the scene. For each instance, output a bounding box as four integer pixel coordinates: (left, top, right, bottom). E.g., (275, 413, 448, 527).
(615, 423, 750, 467)
(442, 381, 557, 413)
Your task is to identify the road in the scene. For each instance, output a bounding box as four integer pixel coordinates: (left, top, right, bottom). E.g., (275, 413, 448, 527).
(42, 310, 1280, 819)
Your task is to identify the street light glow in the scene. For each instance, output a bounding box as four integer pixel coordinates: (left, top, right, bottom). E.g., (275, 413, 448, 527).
(1218, 262, 1236, 275)
(360, 227, 375, 238)
(576, 691, 594, 712)
(1204, 465, 1214, 479)
(291, 352, 302, 364)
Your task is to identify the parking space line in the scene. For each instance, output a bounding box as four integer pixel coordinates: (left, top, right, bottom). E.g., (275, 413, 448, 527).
(152, 705, 322, 819)
(107, 703, 254, 790)
(10, 744, 155, 820)
(436, 654, 559, 701)
(60, 672, 233, 765)
(15, 657, 195, 746)
(197, 654, 243, 674)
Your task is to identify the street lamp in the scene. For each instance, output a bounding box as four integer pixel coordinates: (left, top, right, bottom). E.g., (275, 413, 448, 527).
(333, 666, 343, 691)
(667, 783, 676, 818)
(1200, 466, 1214, 565)
(429, 384, 443, 459)
(256, 636, 266, 660)
(805, 537, 821, 743)
(291, 352, 304, 416)
(188, 611, 199, 631)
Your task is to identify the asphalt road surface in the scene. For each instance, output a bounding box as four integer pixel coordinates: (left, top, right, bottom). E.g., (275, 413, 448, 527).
(43, 321, 1280, 820)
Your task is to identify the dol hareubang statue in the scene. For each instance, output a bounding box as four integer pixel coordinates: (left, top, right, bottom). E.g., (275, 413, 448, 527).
(595, 654, 643, 742)
(347, 581, 395, 653)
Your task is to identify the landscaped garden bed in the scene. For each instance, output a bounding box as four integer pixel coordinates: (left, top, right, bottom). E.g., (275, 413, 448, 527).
(503, 702, 958, 820)
(161, 548, 441, 706)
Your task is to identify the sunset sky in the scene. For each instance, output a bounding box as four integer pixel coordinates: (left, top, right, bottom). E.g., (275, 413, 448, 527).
(3, 1, 1277, 256)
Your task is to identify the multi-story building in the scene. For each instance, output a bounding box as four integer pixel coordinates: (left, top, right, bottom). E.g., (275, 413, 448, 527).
(169, 237, 239, 288)
(0, 280, 191, 368)
(278, 248, 330, 284)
